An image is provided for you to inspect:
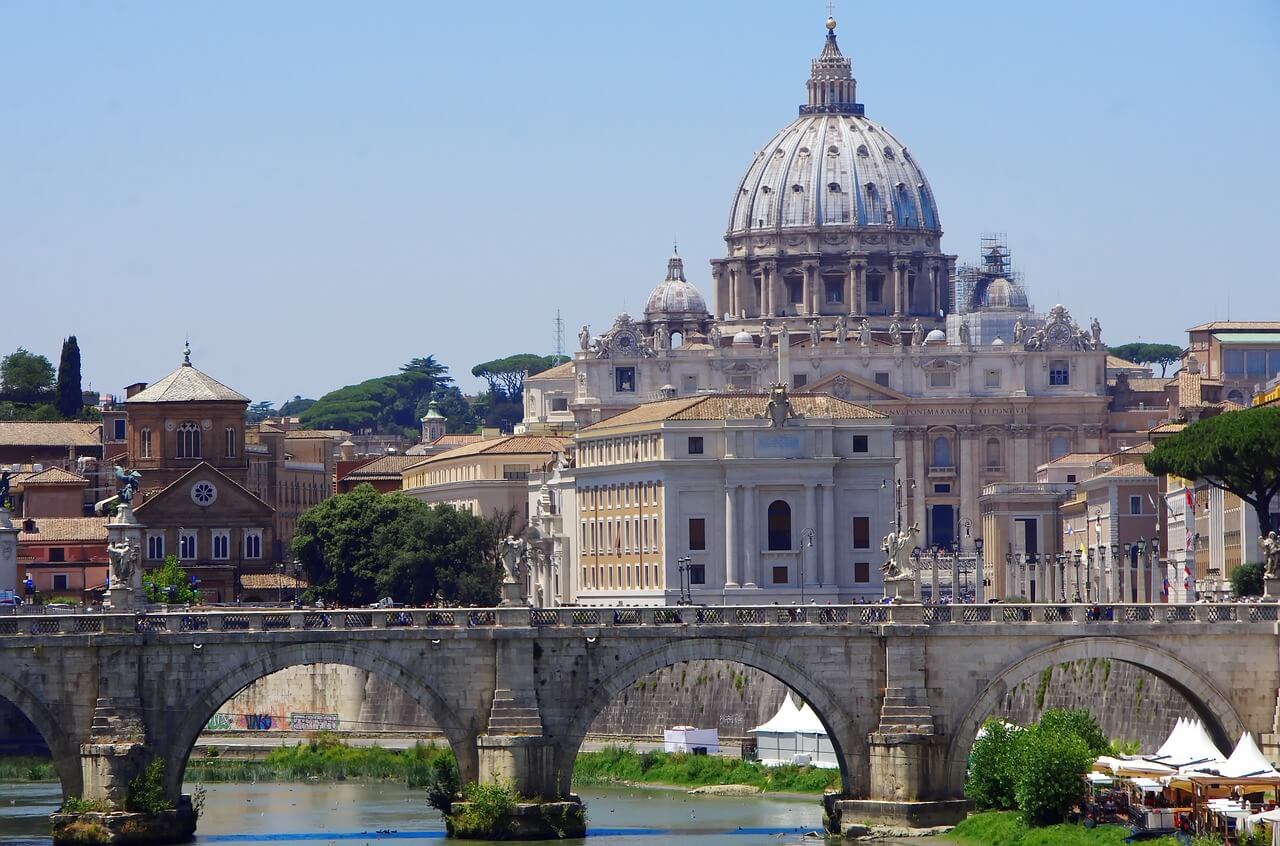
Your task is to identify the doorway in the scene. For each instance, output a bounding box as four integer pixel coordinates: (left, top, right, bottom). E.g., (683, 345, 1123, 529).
(929, 504, 955, 550)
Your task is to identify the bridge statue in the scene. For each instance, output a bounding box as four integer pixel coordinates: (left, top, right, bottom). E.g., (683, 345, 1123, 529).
(881, 522, 920, 580)
(114, 465, 141, 505)
(106, 539, 139, 588)
(1262, 531, 1280, 586)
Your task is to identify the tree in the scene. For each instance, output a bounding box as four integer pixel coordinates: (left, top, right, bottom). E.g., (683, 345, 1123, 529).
(471, 354, 567, 403)
(1109, 342, 1183, 378)
(144, 555, 200, 604)
(279, 395, 315, 416)
(1145, 406, 1280, 537)
(300, 356, 470, 436)
(1036, 708, 1108, 756)
(1231, 562, 1264, 597)
(0, 348, 55, 404)
(965, 719, 1022, 811)
(55, 336, 82, 418)
(246, 401, 278, 423)
(1013, 724, 1092, 825)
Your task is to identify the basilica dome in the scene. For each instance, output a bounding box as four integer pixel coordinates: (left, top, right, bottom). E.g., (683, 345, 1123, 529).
(644, 249, 709, 322)
(727, 19, 940, 236)
(976, 276, 1030, 310)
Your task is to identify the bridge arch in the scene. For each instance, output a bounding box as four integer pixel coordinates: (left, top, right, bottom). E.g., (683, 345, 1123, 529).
(556, 638, 868, 797)
(944, 636, 1246, 795)
(0, 669, 81, 798)
(161, 641, 478, 798)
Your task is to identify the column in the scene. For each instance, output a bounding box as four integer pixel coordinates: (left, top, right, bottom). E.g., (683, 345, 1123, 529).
(803, 263, 819, 316)
(744, 485, 759, 588)
(1011, 424, 1032, 482)
(851, 260, 865, 316)
(725, 485, 739, 588)
(910, 427, 927, 536)
(928, 262, 941, 317)
(958, 426, 979, 553)
(1137, 548, 1149, 603)
(893, 259, 909, 318)
(821, 483, 835, 588)
(804, 484, 818, 589)
(1107, 548, 1119, 603)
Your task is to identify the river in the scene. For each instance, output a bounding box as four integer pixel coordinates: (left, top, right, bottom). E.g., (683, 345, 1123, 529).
(0, 781, 952, 845)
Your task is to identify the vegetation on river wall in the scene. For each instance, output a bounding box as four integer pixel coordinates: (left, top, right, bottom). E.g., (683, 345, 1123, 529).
(950, 811, 1186, 845)
(572, 746, 839, 793)
(187, 735, 456, 787)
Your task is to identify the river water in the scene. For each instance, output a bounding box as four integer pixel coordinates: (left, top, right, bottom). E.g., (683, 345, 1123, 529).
(0, 781, 938, 846)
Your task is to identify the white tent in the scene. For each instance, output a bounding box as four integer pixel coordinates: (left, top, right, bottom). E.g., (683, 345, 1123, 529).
(750, 694, 838, 769)
(663, 726, 720, 754)
(1148, 718, 1226, 771)
(1220, 732, 1280, 779)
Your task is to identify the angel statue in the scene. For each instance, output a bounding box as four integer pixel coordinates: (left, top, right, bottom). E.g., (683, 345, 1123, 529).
(500, 536, 527, 584)
(0, 470, 11, 510)
(114, 465, 141, 504)
(881, 522, 921, 580)
(106, 539, 139, 587)
(1263, 531, 1280, 581)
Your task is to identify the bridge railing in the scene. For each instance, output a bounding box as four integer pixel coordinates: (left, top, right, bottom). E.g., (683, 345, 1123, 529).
(0, 602, 1274, 638)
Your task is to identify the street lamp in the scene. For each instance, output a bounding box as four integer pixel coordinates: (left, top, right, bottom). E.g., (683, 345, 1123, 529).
(275, 560, 285, 605)
(1056, 552, 1067, 602)
(882, 478, 916, 531)
(974, 537, 984, 603)
(800, 528, 815, 605)
(1073, 550, 1083, 602)
(1004, 551, 1013, 601)
(1151, 538, 1162, 602)
(676, 556, 692, 605)
(292, 558, 302, 607)
(1014, 552, 1023, 600)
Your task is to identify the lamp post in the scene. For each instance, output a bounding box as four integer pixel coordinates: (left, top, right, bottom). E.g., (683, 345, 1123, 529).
(275, 560, 285, 605)
(1073, 550, 1082, 602)
(1109, 542, 1119, 602)
(1014, 552, 1024, 600)
(1135, 537, 1148, 603)
(1004, 551, 1013, 601)
(1056, 552, 1067, 602)
(800, 528, 815, 606)
(292, 558, 302, 607)
(676, 556, 691, 605)
(1151, 538, 1162, 603)
(1086, 547, 1095, 602)
(974, 537, 985, 604)
(882, 478, 915, 532)
(910, 546, 923, 600)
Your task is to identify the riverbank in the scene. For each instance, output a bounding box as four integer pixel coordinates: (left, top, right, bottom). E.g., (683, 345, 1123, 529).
(573, 745, 838, 793)
(949, 811, 1183, 845)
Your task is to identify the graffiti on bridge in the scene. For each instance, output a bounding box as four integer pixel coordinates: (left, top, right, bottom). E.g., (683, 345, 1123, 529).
(204, 711, 340, 732)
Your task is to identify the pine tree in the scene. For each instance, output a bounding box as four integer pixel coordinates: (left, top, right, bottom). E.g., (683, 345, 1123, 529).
(55, 336, 82, 418)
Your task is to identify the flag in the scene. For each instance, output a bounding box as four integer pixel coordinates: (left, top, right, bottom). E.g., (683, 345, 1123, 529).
(1185, 488, 1195, 509)
(1066, 524, 1073, 535)
(1147, 493, 1157, 510)
(1162, 577, 1170, 597)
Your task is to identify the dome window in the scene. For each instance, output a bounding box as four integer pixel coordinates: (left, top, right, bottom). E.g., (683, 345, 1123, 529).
(828, 182, 842, 192)
(827, 145, 840, 155)
(798, 147, 810, 156)
(883, 147, 895, 160)
(792, 184, 804, 192)
(856, 145, 869, 157)
(774, 148, 786, 157)
(760, 186, 772, 194)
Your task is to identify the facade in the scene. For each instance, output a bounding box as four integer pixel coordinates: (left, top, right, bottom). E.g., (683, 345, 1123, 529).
(528, 19, 1111, 558)
(338, 454, 428, 495)
(16, 517, 109, 600)
(401, 435, 569, 526)
(536, 390, 894, 606)
(1184, 321, 1280, 405)
(245, 428, 335, 559)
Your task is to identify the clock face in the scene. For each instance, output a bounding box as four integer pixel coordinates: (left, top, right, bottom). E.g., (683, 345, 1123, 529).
(191, 481, 218, 507)
(1045, 323, 1073, 349)
(618, 334, 633, 348)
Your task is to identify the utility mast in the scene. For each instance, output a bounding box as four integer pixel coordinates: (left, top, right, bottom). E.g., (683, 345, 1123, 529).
(553, 309, 565, 359)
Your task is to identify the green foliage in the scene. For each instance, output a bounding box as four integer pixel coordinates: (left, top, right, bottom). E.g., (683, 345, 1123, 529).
(246, 401, 278, 423)
(965, 720, 1022, 811)
(1014, 725, 1093, 826)
(1146, 405, 1280, 535)
(421, 749, 460, 814)
(1037, 709, 1108, 756)
(1034, 668, 1053, 710)
(1109, 342, 1183, 377)
(60, 796, 112, 813)
(447, 780, 521, 838)
(472, 354, 567, 401)
(1231, 561, 1265, 597)
(572, 746, 839, 793)
(125, 759, 172, 813)
(279, 396, 315, 416)
(950, 810, 1183, 845)
(300, 355, 474, 436)
(1, 348, 55, 404)
(55, 336, 83, 418)
(0, 756, 56, 781)
(143, 555, 199, 604)
(291, 484, 504, 606)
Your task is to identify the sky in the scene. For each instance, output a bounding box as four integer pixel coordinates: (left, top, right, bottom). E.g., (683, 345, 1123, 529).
(1, 1, 1277, 403)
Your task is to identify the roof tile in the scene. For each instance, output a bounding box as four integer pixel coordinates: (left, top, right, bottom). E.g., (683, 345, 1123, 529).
(125, 363, 248, 403)
(0, 421, 101, 448)
(18, 517, 110, 543)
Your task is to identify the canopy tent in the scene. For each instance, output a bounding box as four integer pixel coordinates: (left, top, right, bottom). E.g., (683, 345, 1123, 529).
(1221, 732, 1280, 779)
(750, 694, 838, 769)
(1094, 755, 1175, 777)
(663, 726, 720, 754)
(1147, 718, 1227, 771)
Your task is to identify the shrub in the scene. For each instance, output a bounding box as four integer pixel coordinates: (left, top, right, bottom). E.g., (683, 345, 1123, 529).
(1013, 726, 1092, 826)
(60, 797, 111, 813)
(421, 751, 459, 814)
(965, 719, 1022, 811)
(448, 780, 518, 838)
(1231, 562, 1264, 597)
(125, 759, 172, 814)
(1037, 709, 1108, 756)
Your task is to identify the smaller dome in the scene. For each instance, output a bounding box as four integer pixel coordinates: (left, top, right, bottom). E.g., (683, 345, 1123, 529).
(732, 330, 755, 348)
(991, 336, 1006, 346)
(924, 329, 947, 345)
(644, 248, 709, 321)
(978, 277, 1029, 310)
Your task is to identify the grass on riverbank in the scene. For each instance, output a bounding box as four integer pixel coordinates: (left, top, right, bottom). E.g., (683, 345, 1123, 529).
(0, 756, 56, 781)
(573, 746, 839, 793)
(187, 735, 454, 788)
(949, 811, 1183, 846)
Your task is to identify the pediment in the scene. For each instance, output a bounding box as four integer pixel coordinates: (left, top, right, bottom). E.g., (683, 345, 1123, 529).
(806, 369, 909, 402)
(134, 462, 274, 521)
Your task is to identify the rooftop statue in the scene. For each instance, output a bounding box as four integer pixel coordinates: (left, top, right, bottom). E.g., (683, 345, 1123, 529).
(107, 539, 139, 587)
(114, 465, 141, 504)
(761, 383, 799, 429)
(1263, 531, 1280, 581)
(0, 470, 10, 510)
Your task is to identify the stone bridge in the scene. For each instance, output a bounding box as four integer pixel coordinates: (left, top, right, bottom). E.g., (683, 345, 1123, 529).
(4, 602, 1280, 831)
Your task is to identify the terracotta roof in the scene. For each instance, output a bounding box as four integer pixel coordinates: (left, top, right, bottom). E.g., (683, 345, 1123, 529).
(1110, 442, 1155, 457)
(19, 467, 88, 486)
(581, 392, 885, 432)
(1149, 421, 1187, 434)
(1124, 378, 1170, 393)
(125, 363, 249, 404)
(1177, 370, 1207, 409)
(1216, 400, 1246, 412)
(18, 517, 109, 543)
(1046, 452, 1109, 465)
(285, 430, 339, 439)
(339, 454, 425, 481)
(0, 421, 101, 448)
(405, 435, 569, 469)
(257, 423, 284, 434)
(239, 573, 307, 590)
(1087, 463, 1157, 483)
(525, 361, 576, 381)
(1106, 355, 1148, 370)
(432, 434, 484, 447)
(1188, 321, 1280, 332)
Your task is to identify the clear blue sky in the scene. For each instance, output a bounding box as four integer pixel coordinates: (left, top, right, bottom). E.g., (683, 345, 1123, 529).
(2, 1, 1277, 403)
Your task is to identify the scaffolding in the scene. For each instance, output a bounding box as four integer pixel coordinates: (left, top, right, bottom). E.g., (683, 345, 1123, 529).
(954, 233, 1025, 314)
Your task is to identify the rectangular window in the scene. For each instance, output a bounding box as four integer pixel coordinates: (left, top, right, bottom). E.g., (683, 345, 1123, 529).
(792, 374, 808, 388)
(1129, 495, 1142, 515)
(688, 518, 706, 551)
(1223, 349, 1245, 377)
(112, 419, 126, 440)
(689, 564, 706, 585)
(147, 534, 164, 561)
(787, 278, 803, 304)
(852, 435, 868, 453)
(824, 278, 843, 304)
(503, 464, 530, 481)
(550, 397, 568, 412)
(874, 372, 890, 388)
(984, 369, 1001, 389)
(852, 516, 871, 549)
(928, 371, 953, 389)
(1247, 350, 1268, 378)
(614, 367, 636, 393)
(1049, 360, 1070, 386)
(1066, 474, 1077, 483)
(772, 566, 789, 585)
(52, 573, 69, 591)
(687, 436, 704, 455)
(854, 562, 870, 583)
(933, 483, 951, 494)
(48, 547, 65, 563)
(179, 532, 197, 559)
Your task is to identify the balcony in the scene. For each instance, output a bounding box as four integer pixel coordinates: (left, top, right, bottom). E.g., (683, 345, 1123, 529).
(928, 465, 956, 478)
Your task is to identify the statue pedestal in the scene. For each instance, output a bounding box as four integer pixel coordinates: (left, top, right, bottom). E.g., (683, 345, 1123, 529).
(1265, 577, 1280, 601)
(0, 508, 17, 595)
(500, 580, 524, 607)
(106, 506, 145, 610)
(884, 576, 917, 603)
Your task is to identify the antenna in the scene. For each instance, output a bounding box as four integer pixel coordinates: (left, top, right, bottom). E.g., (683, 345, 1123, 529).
(553, 310, 565, 359)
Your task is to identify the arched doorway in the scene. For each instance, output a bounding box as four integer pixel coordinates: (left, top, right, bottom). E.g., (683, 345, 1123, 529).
(944, 637, 1245, 796)
(554, 639, 867, 798)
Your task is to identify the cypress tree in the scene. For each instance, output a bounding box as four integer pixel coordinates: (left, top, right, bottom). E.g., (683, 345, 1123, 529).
(55, 336, 82, 418)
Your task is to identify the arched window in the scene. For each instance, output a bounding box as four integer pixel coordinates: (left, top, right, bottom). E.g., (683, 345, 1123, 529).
(767, 500, 792, 551)
(986, 438, 1002, 470)
(139, 428, 153, 459)
(894, 184, 915, 228)
(176, 422, 201, 459)
(931, 436, 953, 469)
(670, 331, 683, 349)
(918, 185, 937, 229)
(864, 183, 884, 225)
(1049, 435, 1070, 460)
(1227, 389, 1246, 405)
(224, 427, 237, 458)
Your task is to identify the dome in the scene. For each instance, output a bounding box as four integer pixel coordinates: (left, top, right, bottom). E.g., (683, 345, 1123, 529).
(727, 20, 939, 236)
(732, 330, 755, 347)
(924, 329, 947, 345)
(991, 336, 1006, 346)
(644, 249, 709, 321)
(978, 277, 1029, 310)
